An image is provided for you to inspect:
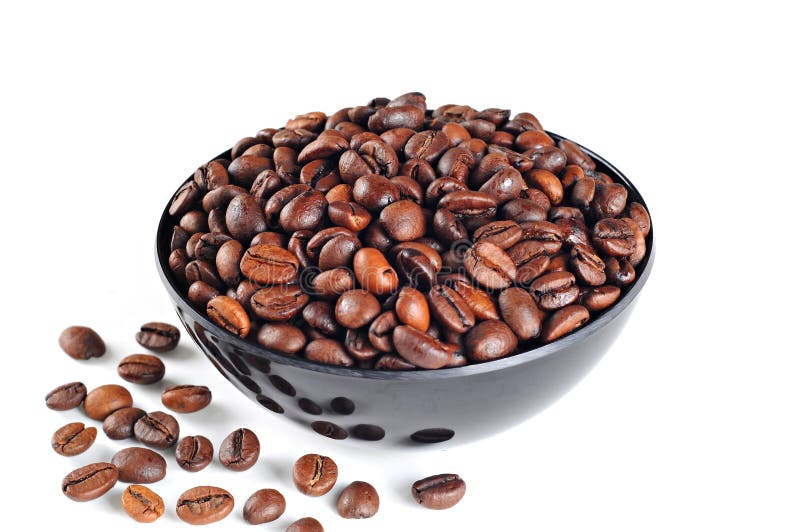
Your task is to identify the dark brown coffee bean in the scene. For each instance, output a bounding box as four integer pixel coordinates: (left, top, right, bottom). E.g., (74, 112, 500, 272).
(305, 338, 355, 367)
(171, 225, 190, 252)
(591, 182, 628, 218)
(176, 486, 234, 525)
(499, 287, 544, 340)
(231, 137, 260, 159)
(222, 194, 266, 243)
(501, 198, 547, 223)
(286, 517, 324, 532)
(59, 326, 105, 360)
(201, 184, 248, 212)
(103, 407, 146, 440)
(162, 385, 212, 414)
(84, 384, 133, 421)
(529, 145, 567, 174)
(169, 248, 188, 282)
(581, 285, 621, 312)
(117, 354, 165, 385)
(318, 234, 361, 270)
(464, 241, 516, 290)
(175, 435, 214, 472)
(45, 382, 86, 411)
(558, 138, 595, 170)
(627, 201, 651, 237)
(297, 135, 349, 164)
(344, 328, 380, 360)
(519, 220, 563, 253)
(214, 239, 244, 287)
(337, 481, 380, 519)
(393, 325, 451, 369)
(62, 462, 118, 502)
(169, 181, 200, 217)
(293, 454, 338, 496)
(122, 484, 165, 523)
(303, 300, 341, 336)
(530, 271, 580, 310)
(391, 175, 424, 204)
(368, 311, 398, 352)
(188, 281, 219, 307)
(474, 220, 522, 249)
(479, 167, 524, 204)
(251, 285, 309, 322)
(207, 295, 251, 338)
(432, 208, 468, 244)
(240, 244, 300, 284)
(367, 104, 424, 133)
(353, 248, 399, 295)
(111, 447, 167, 484)
(393, 286, 430, 331)
(256, 323, 306, 355)
(134, 411, 179, 449)
(185, 258, 223, 290)
(622, 217, 647, 266)
(374, 354, 417, 370)
(280, 189, 328, 232)
(179, 210, 208, 234)
(243, 488, 286, 524)
(379, 127, 415, 153)
(219, 428, 260, 472)
(195, 160, 230, 192)
(135, 322, 180, 353)
(438, 190, 497, 218)
(605, 257, 636, 286)
(379, 199, 426, 241)
(592, 218, 636, 257)
(465, 320, 517, 362)
(443, 274, 500, 320)
(570, 243, 606, 286)
(541, 305, 590, 342)
(52, 422, 97, 456)
(412, 474, 466, 510)
(310, 267, 356, 299)
(228, 155, 274, 187)
(353, 174, 400, 212)
(327, 201, 372, 232)
(404, 130, 449, 162)
(525, 169, 564, 204)
(428, 285, 475, 333)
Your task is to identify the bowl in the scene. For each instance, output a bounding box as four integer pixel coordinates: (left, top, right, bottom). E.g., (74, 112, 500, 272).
(156, 132, 654, 447)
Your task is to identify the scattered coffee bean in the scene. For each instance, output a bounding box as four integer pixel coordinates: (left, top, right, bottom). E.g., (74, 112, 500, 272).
(122, 484, 165, 523)
(103, 407, 146, 440)
(83, 384, 133, 421)
(111, 447, 167, 484)
(134, 411, 180, 449)
(176, 486, 234, 525)
(135, 322, 180, 352)
(286, 517, 324, 532)
(117, 354, 165, 385)
(161, 385, 212, 413)
(62, 462, 118, 502)
(45, 381, 86, 411)
(219, 428, 260, 471)
(293, 453, 338, 496)
(337, 481, 380, 519)
(52, 422, 97, 456)
(175, 435, 214, 472)
(243, 488, 286, 524)
(59, 326, 105, 360)
(412, 473, 466, 510)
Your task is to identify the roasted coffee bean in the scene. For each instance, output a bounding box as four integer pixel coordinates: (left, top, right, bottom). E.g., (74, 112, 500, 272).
(175, 435, 214, 472)
(337, 481, 380, 519)
(529, 145, 567, 174)
(176, 486, 234, 525)
(310, 267, 356, 299)
(207, 295, 251, 338)
(499, 287, 544, 340)
(169, 181, 200, 217)
(559, 138, 595, 170)
(327, 201, 371, 232)
(374, 354, 417, 370)
(62, 462, 118, 502)
(84, 384, 133, 421)
(581, 285, 621, 312)
(215, 239, 244, 287)
(280, 189, 328, 232)
(474, 220, 522, 249)
(286, 517, 324, 532)
(293, 454, 338, 496)
(470, 153, 510, 188)
(380, 127, 415, 153)
(305, 338, 355, 366)
(443, 274, 500, 320)
(103, 407, 146, 440)
(525, 169, 564, 204)
(464, 241, 516, 290)
(256, 323, 307, 355)
(501, 198, 547, 223)
(605, 257, 637, 286)
(479, 167, 524, 204)
(45, 382, 87, 411)
(438, 190, 497, 217)
(507, 240, 550, 284)
(368, 311, 398, 352)
(195, 160, 230, 192)
(162, 385, 212, 414)
(251, 285, 309, 321)
(425, 176, 468, 207)
(225, 193, 267, 242)
(122, 485, 165, 523)
(367, 104, 425, 133)
(303, 300, 341, 336)
(297, 135, 348, 164)
(570, 243, 607, 286)
(179, 210, 208, 233)
(134, 411, 179, 449)
(432, 208, 468, 244)
(623, 217, 647, 266)
(428, 284, 475, 334)
(395, 287, 430, 331)
(379, 199, 426, 241)
(541, 305, 590, 342)
(404, 130, 450, 162)
(318, 234, 361, 270)
(335, 289, 381, 329)
(188, 281, 219, 307)
(229, 155, 274, 187)
(59, 326, 105, 360)
(591, 182, 628, 218)
(52, 422, 97, 456)
(352, 174, 400, 212)
(219, 428, 260, 471)
(117, 354, 165, 385)
(592, 218, 636, 257)
(353, 248, 399, 295)
(412, 474, 466, 510)
(185, 259, 223, 290)
(243, 489, 286, 524)
(627, 201, 651, 237)
(519, 220, 563, 254)
(202, 184, 248, 212)
(135, 322, 180, 352)
(344, 328, 380, 361)
(169, 248, 188, 281)
(465, 320, 517, 362)
(393, 325, 451, 369)
(394, 248, 437, 290)
(530, 271, 580, 310)
(240, 244, 300, 284)
(556, 217, 590, 248)
(112, 447, 167, 484)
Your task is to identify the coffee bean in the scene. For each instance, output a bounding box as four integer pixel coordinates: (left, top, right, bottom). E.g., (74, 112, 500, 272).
(52, 422, 97, 456)
(474, 220, 522, 249)
(175, 435, 214, 472)
(344, 328, 380, 361)
(207, 295, 251, 338)
(62, 462, 118, 502)
(161, 385, 212, 413)
(304, 338, 354, 367)
(412, 474, 466, 510)
(335, 289, 380, 329)
(293, 454, 338, 496)
(122, 485, 165, 523)
(318, 234, 361, 270)
(219, 428, 260, 471)
(591, 182, 628, 218)
(605, 257, 636, 286)
(394, 286, 430, 331)
(559, 138, 595, 170)
(627, 201, 651, 237)
(541, 305, 590, 342)
(337, 481, 380, 519)
(134, 411, 179, 449)
(368, 311, 398, 352)
(465, 320, 518, 362)
(378, 199, 426, 241)
(393, 325, 451, 369)
(310, 267, 356, 299)
(111, 447, 167, 484)
(530, 271, 580, 310)
(117, 354, 165, 385)
(442, 274, 500, 320)
(83, 384, 133, 421)
(58, 326, 105, 360)
(188, 281, 219, 307)
(45, 381, 86, 411)
(103, 407, 146, 440)
(280, 189, 328, 233)
(353, 248, 399, 295)
(176, 486, 234, 525)
(428, 284, 475, 334)
(353, 174, 400, 212)
(135, 322, 180, 352)
(257, 323, 306, 355)
(499, 287, 545, 340)
(242, 489, 286, 524)
(581, 285, 621, 312)
(240, 244, 300, 285)
(570, 243, 607, 286)
(327, 201, 372, 232)
(251, 285, 309, 322)
(464, 241, 516, 290)
(286, 517, 324, 532)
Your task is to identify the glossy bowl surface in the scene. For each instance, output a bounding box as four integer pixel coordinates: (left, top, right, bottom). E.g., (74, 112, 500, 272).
(156, 132, 654, 447)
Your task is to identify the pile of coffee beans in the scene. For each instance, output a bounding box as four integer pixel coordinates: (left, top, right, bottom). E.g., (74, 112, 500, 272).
(50, 324, 465, 528)
(166, 92, 651, 369)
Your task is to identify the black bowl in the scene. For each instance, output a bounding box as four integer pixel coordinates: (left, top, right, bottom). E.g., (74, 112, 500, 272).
(156, 132, 654, 447)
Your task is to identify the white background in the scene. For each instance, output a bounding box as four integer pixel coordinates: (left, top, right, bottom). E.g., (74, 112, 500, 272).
(1, 1, 798, 530)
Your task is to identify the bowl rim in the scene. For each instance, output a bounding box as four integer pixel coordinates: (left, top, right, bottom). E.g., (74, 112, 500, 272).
(156, 131, 654, 381)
